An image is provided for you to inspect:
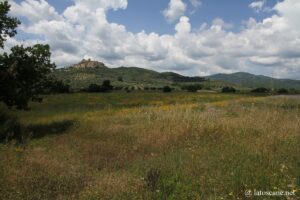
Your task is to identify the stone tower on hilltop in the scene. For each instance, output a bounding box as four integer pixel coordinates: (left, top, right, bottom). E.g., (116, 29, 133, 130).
(71, 59, 106, 69)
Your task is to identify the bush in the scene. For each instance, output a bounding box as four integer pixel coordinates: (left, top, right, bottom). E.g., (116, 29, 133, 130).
(222, 86, 236, 93)
(87, 84, 102, 93)
(87, 80, 113, 93)
(277, 88, 289, 94)
(117, 76, 123, 82)
(102, 80, 113, 92)
(47, 80, 70, 94)
(251, 87, 270, 93)
(289, 88, 300, 94)
(181, 84, 202, 92)
(113, 86, 123, 90)
(0, 111, 22, 143)
(163, 86, 172, 93)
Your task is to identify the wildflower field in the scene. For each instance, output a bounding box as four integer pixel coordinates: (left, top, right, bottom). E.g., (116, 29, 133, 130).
(0, 92, 299, 200)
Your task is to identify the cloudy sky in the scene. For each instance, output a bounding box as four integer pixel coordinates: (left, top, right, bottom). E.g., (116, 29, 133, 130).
(4, 0, 300, 79)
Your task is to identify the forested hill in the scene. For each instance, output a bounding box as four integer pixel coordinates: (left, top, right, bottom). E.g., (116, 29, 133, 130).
(207, 72, 300, 89)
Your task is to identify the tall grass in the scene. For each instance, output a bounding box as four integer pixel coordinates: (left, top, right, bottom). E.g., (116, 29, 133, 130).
(0, 93, 299, 199)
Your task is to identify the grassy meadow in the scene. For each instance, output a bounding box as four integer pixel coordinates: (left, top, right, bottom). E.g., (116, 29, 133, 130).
(0, 92, 300, 199)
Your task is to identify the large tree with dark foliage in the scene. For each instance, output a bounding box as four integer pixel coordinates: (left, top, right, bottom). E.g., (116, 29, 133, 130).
(0, 45, 55, 109)
(0, 1, 20, 48)
(0, 1, 56, 110)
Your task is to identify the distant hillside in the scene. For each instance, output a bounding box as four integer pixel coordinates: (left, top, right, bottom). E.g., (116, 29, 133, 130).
(207, 72, 300, 89)
(54, 62, 206, 90)
(54, 61, 300, 90)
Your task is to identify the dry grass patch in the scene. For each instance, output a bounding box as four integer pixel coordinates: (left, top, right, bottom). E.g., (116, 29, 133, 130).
(1, 93, 299, 199)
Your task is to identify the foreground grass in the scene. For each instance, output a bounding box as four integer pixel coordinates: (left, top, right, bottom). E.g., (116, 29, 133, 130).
(0, 92, 299, 199)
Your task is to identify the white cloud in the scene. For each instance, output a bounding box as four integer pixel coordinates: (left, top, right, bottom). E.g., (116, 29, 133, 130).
(189, 0, 202, 15)
(163, 0, 187, 23)
(274, 0, 300, 30)
(10, 0, 62, 22)
(249, 0, 272, 13)
(73, 0, 128, 11)
(190, 0, 202, 8)
(212, 18, 233, 30)
(175, 16, 191, 35)
(6, 0, 300, 79)
(249, 1, 265, 12)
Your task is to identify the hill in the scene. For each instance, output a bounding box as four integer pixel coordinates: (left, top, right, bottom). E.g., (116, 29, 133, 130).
(54, 61, 300, 90)
(54, 62, 206, 90)
(207, 72, 300, 89)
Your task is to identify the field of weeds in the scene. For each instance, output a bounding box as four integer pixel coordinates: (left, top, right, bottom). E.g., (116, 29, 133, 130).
(0, 92, 299, 200)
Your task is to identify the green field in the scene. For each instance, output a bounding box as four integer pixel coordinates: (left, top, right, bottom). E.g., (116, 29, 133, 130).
(1, 92, 300, 200)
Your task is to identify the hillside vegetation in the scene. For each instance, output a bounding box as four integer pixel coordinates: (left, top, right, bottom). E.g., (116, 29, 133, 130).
(54, 63, 300, 91)
(54, 66, 207, 90)
(1, 92, 299, 199)
(208, 72, 300, 89)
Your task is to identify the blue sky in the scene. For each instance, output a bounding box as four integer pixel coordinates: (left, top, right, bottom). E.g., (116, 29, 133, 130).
(108, 0, 278, 34)
(14, 0, 279, 35)
(7, 0, 300, 79)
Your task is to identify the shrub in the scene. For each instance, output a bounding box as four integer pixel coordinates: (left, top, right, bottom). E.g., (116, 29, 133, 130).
(277, 88, 289, 94)
(102, 80, 113, 92)
(251, 87, 270, 93)
(117, 76, 123, 82)
(181, 84, 202, 92)
(0, 111, 22, 143)
(222, 86, 236, 93)
(113, 86, 123, 90)
(288, 88, 300, 94)
(47, 80, 70, 94)
(87, 84, 102, 93)
(163, 86, 172, 93)
(87, 80, 113, 93)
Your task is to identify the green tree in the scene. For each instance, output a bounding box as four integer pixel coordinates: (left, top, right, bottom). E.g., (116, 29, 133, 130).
(0, 1, 56, 110)
(222, 86, 236, 93)
(46, 78, 70, 94)
(117, 76, 123, 82)
(163, 86, 172, 93)
(277, 88, 288, 94)
(251, 87, 270, 93)
(181, 84, 202, 92)
(0, 1, 20, 48)
(0, 44, 55, 109)
(87, 83, 101, 93)
(101, 80, 113, 92)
